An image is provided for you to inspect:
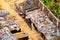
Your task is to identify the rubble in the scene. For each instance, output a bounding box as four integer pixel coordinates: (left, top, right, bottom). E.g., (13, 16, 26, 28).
(0, 10, 18, 40)
(26, 9, 60, 40)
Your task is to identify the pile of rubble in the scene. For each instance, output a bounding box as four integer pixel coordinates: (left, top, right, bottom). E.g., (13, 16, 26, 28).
(0, 10, 18, 40)
(26, 9, 60, 40)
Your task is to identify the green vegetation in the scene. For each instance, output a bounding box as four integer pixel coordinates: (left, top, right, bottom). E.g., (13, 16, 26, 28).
(41, 0, 60, 19)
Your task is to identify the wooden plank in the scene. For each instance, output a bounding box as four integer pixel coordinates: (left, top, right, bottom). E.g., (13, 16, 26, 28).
(13, 32, 28, 38)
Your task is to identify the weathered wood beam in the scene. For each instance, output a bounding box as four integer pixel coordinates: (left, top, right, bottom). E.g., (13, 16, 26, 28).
(13, 32, 28, 38)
